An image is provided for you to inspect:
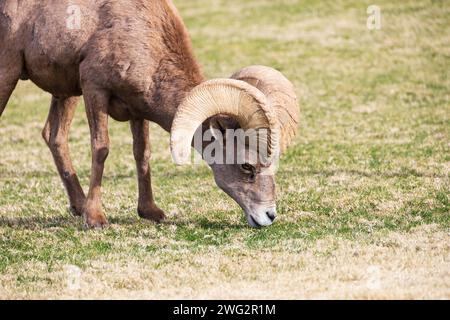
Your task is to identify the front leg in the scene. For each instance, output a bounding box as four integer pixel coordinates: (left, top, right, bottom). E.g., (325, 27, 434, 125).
(83, 87, 110, 228)
(130, 119, 166, 222)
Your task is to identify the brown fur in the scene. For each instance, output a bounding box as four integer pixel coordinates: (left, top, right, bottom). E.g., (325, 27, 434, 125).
(0, 0, 278, 228)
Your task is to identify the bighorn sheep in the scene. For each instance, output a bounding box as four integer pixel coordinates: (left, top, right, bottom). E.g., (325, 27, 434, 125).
(0, 0, 298, 228)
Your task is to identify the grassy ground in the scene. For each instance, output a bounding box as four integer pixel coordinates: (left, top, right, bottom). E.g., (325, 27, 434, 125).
(0, 0, 449, 299)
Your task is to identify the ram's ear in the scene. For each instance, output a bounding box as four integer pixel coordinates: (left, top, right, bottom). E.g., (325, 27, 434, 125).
(209, 115, 239, 140)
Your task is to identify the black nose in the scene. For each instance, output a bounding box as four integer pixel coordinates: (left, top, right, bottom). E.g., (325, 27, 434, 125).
(266, 210, 276, 222)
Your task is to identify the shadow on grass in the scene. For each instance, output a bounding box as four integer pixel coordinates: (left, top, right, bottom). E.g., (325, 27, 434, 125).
(0, 215, 81, 230)
(162, 217, 246, 231)
(0, 214, 140, 230)
(0, 213, 247, 231)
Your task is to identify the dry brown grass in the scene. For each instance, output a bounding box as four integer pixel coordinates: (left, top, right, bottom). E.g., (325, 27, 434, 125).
(1, 225, 448, 300)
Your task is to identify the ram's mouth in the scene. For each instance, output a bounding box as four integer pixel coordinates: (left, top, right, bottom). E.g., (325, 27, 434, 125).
(248, 215, 262, 228)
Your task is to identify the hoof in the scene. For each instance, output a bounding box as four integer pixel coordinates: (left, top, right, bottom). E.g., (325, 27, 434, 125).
(84, 217, 109, 229)
(83, 210, 109, 229)
(69, 205, 84, 217)
(138, 205, 166, 223)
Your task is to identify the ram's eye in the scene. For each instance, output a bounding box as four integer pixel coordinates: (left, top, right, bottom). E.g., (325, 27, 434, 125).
(241, 163, 254, 173)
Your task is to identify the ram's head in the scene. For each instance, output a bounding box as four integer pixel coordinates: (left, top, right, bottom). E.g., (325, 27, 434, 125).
(171, 66, 299, 227)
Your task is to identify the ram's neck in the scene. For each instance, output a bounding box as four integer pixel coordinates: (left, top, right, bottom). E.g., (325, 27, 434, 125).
(141, 0, 205, 132)
(147, 59, 204, 132)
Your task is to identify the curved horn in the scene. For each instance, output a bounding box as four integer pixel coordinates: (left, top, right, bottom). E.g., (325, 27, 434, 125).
(231, 66, 299, 154)
(171, 79, 279, 164)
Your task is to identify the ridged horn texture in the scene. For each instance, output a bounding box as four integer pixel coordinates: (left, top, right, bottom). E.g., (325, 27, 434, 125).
(171, 79, 280, 165)
(231, 66, 299, 154)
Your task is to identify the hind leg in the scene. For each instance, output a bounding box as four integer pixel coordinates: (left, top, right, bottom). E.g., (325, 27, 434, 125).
(0, 53, 21, 116)
(42, 96, 86, 216)
(0, 82, 16, 116)
(82, 86, 110, 228)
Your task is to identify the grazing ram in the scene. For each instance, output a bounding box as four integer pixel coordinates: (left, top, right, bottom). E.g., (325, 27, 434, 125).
(0, 0, 298, 228)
